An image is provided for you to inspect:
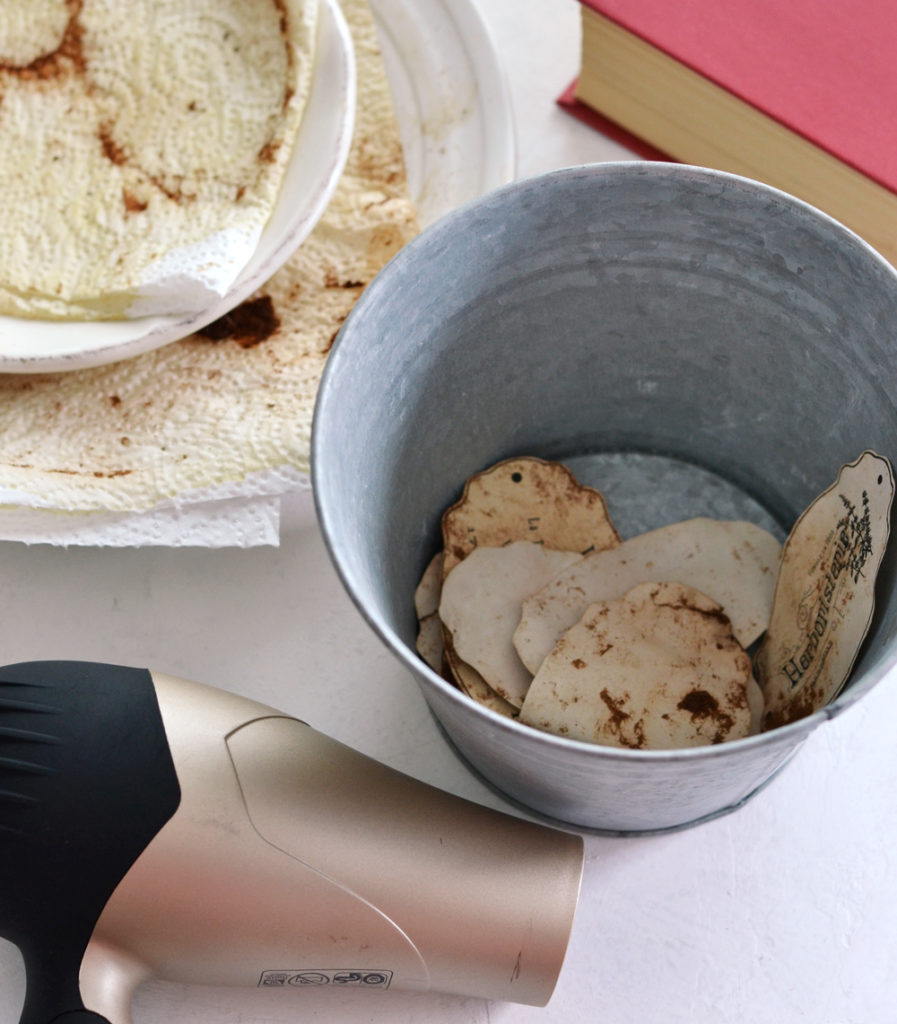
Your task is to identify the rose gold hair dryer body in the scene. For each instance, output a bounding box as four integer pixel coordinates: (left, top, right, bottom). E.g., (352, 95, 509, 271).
(0, 662, 583, 1023)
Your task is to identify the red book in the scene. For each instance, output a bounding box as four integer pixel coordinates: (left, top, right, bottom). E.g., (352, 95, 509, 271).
(562, 0, 897, 265)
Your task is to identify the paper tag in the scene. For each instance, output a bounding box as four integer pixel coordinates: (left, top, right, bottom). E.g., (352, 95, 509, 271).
(755, 451, 894, 729)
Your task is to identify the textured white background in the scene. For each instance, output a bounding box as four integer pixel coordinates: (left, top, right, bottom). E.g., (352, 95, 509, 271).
(1, 1, 896, 1022)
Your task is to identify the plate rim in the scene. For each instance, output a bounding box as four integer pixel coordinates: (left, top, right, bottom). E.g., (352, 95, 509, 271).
(371, 0, 517, 226)
(437, 0, 517, 200)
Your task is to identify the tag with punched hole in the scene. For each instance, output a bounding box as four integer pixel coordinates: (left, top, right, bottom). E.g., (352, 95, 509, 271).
(754, 451, 894, 729)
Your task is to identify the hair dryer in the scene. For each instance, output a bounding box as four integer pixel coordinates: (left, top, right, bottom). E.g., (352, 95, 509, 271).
(0, 661, 584, 1024)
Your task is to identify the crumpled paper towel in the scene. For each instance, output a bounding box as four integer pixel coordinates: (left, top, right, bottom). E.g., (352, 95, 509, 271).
(0, 0, 318, 322)
(0, 0, 418, 547)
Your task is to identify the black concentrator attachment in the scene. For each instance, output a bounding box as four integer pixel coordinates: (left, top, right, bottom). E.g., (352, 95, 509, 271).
(0, 661, 181, 1024)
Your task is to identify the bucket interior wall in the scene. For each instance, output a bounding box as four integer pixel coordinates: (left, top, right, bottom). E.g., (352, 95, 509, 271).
(316, 164, 897, 714)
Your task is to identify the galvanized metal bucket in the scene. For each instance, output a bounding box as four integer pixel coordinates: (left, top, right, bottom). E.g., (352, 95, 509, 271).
(312, 163, 897, 833)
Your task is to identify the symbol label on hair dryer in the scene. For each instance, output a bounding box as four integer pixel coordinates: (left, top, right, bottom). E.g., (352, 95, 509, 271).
(259, 969, 393, 988)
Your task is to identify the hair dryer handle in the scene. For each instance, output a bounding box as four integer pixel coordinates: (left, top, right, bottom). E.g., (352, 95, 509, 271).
(0, 661, 181, 1024)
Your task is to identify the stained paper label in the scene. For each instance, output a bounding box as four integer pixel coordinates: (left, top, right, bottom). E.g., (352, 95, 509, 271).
(755, 451, 893, 729)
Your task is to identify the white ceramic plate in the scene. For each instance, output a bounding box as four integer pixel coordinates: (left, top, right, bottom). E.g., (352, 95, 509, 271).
(282, 0, 518, 529)
(372, 0, 516, 227)
(0, 0, 356, 374)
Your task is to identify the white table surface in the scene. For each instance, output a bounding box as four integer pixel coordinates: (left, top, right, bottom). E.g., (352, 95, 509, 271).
(2, 2, 896, 1023)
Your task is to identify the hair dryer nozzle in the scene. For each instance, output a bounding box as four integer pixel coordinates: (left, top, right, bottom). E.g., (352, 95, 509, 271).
(0, 664, 583, 1022)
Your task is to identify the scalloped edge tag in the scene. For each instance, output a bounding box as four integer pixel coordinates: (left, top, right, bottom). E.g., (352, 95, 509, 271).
(755, 451, 894, 729)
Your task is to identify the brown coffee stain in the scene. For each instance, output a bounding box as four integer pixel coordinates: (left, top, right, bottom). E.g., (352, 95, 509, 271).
(197, 295, 280, 348)
(0, 0, 85, 82)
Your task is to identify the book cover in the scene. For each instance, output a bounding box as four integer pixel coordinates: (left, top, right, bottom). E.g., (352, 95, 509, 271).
(574, 0, 897, 196)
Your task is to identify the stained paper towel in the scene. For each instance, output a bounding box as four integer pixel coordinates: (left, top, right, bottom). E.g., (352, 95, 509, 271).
(0, 0, 419, 548)
(0, 467, 314, 547)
